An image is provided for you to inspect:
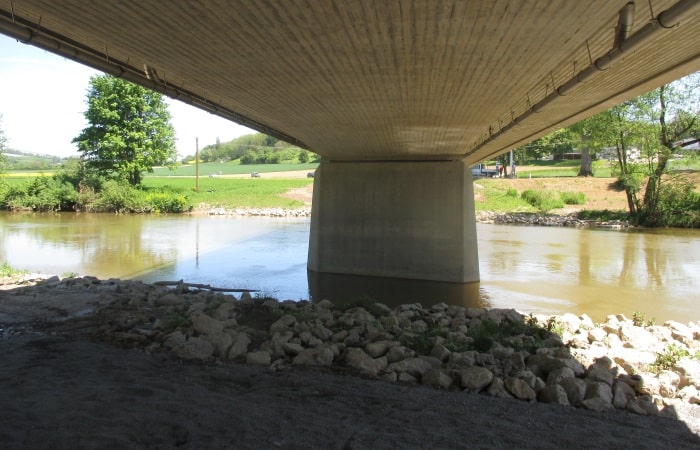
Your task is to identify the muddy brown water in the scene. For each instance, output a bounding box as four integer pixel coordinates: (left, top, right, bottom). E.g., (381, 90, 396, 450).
(1, 212, 698, 323)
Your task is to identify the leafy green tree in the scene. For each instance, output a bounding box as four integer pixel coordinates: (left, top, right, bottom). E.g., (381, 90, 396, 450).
(73, 75, 177, 185)
(571, 72, 699, 225)
(0, 114, 7, 171)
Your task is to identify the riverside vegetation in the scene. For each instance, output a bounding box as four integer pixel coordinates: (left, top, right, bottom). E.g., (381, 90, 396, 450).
(3, 274, 699, 418)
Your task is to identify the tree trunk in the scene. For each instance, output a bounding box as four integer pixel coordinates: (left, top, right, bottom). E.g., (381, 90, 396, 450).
(578, 146, 593, 177)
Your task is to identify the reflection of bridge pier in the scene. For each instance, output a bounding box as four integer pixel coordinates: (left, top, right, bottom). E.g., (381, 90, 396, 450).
(308, 160, 480, 284)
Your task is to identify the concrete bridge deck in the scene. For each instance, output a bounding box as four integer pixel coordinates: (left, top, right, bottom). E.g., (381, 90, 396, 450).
(1, 1, 698, 287)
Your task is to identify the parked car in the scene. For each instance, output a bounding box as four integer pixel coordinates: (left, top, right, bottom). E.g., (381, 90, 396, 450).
(307, 171, 315, 178)
(251, 172, 260, 178)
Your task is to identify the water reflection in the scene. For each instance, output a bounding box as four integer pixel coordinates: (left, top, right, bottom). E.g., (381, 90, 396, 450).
(479, 224, 700, 322)
(308, 271, 487, 309)
(1, 212, 699, 323)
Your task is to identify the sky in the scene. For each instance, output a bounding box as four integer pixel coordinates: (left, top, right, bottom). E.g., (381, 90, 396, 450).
(0, 34, 255, 158)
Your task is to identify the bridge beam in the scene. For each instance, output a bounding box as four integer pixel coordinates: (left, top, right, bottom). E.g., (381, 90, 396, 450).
(308, 160, 480, 283)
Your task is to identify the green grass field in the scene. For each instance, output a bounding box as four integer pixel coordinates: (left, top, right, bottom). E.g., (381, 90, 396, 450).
(142, 177, 314, 209)
(150, 162, 318, 177)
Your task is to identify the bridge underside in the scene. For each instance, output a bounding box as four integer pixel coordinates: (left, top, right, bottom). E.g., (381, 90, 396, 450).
(1, 1, 699, 288)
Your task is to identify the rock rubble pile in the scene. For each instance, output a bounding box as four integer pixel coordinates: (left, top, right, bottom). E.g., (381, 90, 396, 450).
(204, 206, 311, 217)
(3, 276, 699, 418)
(476, 211, 630, 229)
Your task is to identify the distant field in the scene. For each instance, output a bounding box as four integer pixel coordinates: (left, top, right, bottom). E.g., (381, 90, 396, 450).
(149, 162, 319, 177)
(142, 177, 314, 209)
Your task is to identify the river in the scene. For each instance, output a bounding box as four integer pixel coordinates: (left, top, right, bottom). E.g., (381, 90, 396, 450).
(1, 211, 698, 323)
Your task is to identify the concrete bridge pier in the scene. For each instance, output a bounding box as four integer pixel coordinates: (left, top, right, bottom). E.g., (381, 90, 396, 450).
(308, 160, 480, 284)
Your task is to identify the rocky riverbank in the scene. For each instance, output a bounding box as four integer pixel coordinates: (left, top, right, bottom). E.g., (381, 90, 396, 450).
(2, 275, 698, 421)
(476, 211, 631, 229)
(196, 207, 630, 228)
(199, 205, 311, 217)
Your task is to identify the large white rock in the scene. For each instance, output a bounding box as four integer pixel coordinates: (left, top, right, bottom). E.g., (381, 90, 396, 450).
(538, 385, 570, 405)
(460, 366, 493, 391)
(344, 348, 388, 378)
(612, 380, 636, 409)
(269, 314, 297, 333)
(559, 377, 587, 405)
(293, 346, 336, 366)
(365, 340, 396, 358)
(504, 377, 536, 401)
(227, 332, 251, 359)
(246, 350, 272, 366)
(422, 368, 453, 390)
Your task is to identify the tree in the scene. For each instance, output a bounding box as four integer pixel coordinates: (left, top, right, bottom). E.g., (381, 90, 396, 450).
(73, 75, 177, 185)
(572, 72, 699, 225)
(0, 113, 7, 171)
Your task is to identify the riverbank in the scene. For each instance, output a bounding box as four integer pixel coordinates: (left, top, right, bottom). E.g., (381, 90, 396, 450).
(1, 274, 698, 448)
(195, 206, 632, 230)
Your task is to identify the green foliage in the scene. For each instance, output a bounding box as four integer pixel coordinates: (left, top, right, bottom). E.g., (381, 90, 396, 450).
(560, 191, 586, 205)
(144, 191, 191, 213)
(639, 176, 700, 228)
(520, 189, 564, 212)
(651, 344, 689, 373)
(92, 180, 149, 213)
(466, 317, 553, 353)
(142, 177, 312, 209)
(0, 262, 28, 277)
(162, 312, 190, 334)
(576, 209, 629, 221)
(149, 161, 318, 177)
(73, 75, 177, 186)
(193, 132, 319, 164)
(1, 175, 77, 211)
(474, 180, 535, 212)
(0, 114, 6, 172)
(400, 324, 443, 355)
(632, 311, 656, 327)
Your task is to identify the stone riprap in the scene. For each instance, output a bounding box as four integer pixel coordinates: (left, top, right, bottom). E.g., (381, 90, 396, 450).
(203, 206, 311, 217)
(476, 211, 630, 229)
(2, 275, 699, 418)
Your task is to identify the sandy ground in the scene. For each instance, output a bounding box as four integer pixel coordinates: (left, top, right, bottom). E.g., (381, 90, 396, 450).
(1, 279, 699, 449)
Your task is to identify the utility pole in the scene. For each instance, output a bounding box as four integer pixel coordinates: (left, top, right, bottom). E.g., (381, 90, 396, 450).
(195, 137, 200, 192)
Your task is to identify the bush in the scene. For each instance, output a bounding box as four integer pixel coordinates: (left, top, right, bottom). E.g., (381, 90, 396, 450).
(560, 191, 586, 205)
(651, 179, 700, 228)
(1, 176, 77, 211)
(520, 189, 564, 212)
(576, 209, 629, 221)
(93, 180, 149, 213)
(145, 191, 191, 213)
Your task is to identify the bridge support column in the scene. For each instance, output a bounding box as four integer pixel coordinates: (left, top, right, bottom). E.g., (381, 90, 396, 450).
(308, 160, 479, 283)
